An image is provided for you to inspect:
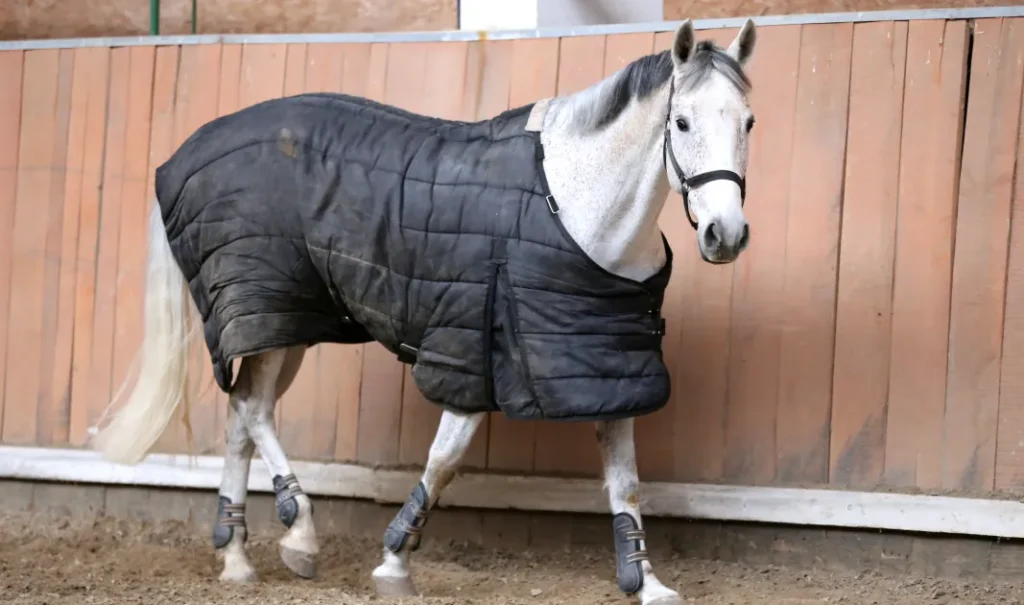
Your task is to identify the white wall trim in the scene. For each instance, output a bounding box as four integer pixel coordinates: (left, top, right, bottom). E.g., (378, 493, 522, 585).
(2, 445, 1023, 539)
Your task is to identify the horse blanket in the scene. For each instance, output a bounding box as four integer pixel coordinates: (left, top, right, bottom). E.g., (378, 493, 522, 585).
(154, 93, 673, 421)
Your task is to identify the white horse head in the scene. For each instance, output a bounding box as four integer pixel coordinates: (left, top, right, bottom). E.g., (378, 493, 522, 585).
(541, 19, 757, 280)
(665, 19, 757, 263)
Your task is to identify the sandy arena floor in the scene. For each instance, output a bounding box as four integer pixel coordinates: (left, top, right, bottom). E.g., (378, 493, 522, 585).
(1, 516, 1021, 605)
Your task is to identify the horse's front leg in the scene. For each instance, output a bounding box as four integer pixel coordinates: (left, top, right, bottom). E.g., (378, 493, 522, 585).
(372, 409, 485, 597)
(597, 418, 682, 605)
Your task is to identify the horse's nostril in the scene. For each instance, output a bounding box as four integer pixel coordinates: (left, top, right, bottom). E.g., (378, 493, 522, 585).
(702, 222, 721, 250)
(739, 223, 750, 249)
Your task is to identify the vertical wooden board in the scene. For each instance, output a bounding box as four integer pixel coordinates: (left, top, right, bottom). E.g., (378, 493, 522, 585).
(353, 44, 397, 466)
(275, 42, 313, 453)
(774, 23, 853, 485)
(603, 33, 655, 73)
(3, 49, 62, 444)
(167, 45, 226, 455)
(277, 42, 328, 460)
(470, 40, 513, 123)
(302, 43, 352, 463)
(594, 32, 667, 479)
(945, 18, 1024, 491)
(997, 20, 1024, 493)
(358, 41, 429, 468)
(67, 48, 111, 446)
(305, 43, 345, 92)
(655, 29, 712, 482)
(722, 24, 802, 486)
(161, 44, 226, 455)
(828, 22, 908, 488)
(147, 46, 187, 454)
(398, 41, 471, 468)
(218, 45, 243, 117)
(354, 42, 408, 467)
(166, 43, 270, 456)
(653, 30, 701, 481)
(459, 39, 515, 469)
(110, 46, 156, 453)
(51, 48, 100, 446)
(239, 44, 287, 109)
(326, 43, 380, 464)
(83, 47, 132, 444)
(180, 44, 226, 454)
(419, 42, 470, 117)
(528, 34, 607, 477)
(639, 32, 680, 478)
(34, 49, 74, 446)
(392, 40, 460, 466)
(666, 28, 740, 483)
(323, 342, 364, 463)
(283, 43, 308, 96)
(0, 51, 22, 438)
(485, 36, 560, 473)
(357, 349, 404, 465)
(211, 44, 242, 451)
(885, 20, 969, 490)
(584, 33, 661, 478)
(460, 41, 484, 124)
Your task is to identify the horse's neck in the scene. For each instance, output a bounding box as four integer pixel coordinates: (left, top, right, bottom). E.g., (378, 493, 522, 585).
(539, 94, 670, 283)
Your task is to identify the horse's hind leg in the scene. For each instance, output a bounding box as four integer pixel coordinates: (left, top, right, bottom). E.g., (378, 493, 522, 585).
(597, 418, 682, 605)
(215, 386, 258, 583)
(233, 346, 319, 579)
(372, 409, 485, 597)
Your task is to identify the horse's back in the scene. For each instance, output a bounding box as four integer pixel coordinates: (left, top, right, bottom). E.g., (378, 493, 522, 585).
(152, 92, 541, 392)
(153, 93, 406, 387)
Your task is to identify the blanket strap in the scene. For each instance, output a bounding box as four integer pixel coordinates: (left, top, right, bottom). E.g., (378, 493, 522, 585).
(483, 238, 508, 409)
(396, 322, 427, 364)
(397, 343, 418, 364)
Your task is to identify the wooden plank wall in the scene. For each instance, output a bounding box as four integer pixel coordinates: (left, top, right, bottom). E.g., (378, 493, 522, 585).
(1, 18, 1024, 496)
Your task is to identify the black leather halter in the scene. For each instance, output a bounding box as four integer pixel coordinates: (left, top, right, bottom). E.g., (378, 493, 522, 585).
(662, 78, 747, 230)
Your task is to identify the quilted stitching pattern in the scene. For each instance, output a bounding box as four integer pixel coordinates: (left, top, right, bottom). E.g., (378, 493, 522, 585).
(154, 92, 673, 421)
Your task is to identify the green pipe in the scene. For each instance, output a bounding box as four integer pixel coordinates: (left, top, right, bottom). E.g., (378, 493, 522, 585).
(149, 0, 160, 35)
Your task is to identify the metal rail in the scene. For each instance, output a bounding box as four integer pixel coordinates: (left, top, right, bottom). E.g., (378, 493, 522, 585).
(0, 5, 1021, 51)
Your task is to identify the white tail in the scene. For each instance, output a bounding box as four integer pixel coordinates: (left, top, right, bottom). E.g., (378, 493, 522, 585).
(92, 203, 200, 465)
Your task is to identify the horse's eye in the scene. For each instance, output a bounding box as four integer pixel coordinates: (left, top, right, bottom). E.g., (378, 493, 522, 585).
(675, 118, 690, 132)
(745, 117, 756, 133)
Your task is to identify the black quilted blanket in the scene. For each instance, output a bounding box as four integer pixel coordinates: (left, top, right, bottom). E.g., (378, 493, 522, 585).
(155, 93, 673, 421)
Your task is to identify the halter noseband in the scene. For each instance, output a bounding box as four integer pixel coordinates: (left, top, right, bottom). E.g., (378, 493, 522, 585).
(663, 78, 747, 231)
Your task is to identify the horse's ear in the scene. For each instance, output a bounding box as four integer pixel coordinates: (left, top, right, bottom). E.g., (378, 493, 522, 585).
(727, 18, 756, 65)
(671, 20, 696, 69)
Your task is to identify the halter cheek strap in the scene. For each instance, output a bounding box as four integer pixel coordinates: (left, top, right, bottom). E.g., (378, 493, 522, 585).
(663, 79, 747, 231)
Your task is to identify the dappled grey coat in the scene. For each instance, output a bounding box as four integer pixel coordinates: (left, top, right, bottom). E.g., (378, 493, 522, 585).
(155, 92, 673, 421)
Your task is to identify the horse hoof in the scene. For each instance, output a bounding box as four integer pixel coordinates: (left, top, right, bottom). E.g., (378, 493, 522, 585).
(373, 573, 418, 598)
(219, 566, 259, 584)
(644, 595, 685, 605)
(280, 545, 317, 579)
